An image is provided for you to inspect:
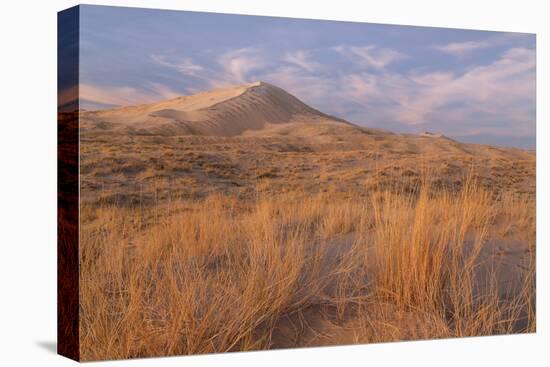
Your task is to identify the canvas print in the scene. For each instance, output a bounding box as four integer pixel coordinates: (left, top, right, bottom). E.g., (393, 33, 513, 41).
(58, 5, 536, 361)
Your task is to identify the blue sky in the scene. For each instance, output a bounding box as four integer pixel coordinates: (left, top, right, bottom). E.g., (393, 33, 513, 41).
(77, 5, 536, 148)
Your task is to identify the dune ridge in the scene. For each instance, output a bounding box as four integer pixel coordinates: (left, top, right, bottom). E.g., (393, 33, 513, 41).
(81, 81, 345, 136)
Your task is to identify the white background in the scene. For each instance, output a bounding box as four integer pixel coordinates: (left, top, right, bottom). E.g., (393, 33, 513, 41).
(0, 0, 547, 365)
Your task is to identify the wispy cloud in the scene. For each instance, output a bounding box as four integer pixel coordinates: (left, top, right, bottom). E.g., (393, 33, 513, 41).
(283, 50, 322, 73)
(394, 47, 535, 125)
(151, 47, 267, 88)
(151, 54, 204, 76)
(430, 34, 531, 57)
(333, 45, 406, 70)
(431, 40, 492, 56)
(216, 47, 266, 85)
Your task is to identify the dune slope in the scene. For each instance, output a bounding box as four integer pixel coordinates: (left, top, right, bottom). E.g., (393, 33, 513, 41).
(81, 81, 346, 136)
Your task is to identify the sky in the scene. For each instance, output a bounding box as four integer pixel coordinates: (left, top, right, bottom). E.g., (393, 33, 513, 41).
(75, 5, 536, 148)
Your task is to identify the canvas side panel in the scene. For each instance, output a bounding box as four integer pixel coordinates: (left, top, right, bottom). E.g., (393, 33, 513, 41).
(57, 5, 80, 361)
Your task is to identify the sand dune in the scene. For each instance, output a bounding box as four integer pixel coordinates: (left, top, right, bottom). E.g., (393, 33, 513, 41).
(81, 81, 533, 163)
(81, 81, 346, 136)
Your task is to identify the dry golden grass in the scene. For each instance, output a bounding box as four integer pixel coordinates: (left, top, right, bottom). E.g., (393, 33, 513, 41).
(79, 173, 535, 360)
